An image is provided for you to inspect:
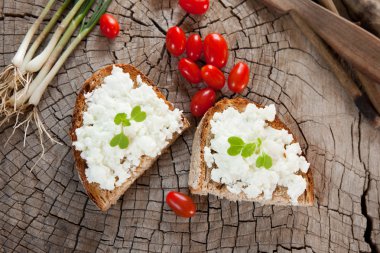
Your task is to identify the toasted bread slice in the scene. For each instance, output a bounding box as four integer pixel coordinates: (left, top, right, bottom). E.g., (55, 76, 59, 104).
(189, 97, 314, 206)
(70, 64, 190, 212)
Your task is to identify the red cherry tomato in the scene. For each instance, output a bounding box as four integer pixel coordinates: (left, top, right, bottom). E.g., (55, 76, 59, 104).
(178, 58, 202, 84)
(204, 33, 228, 68)
(228, 62, 250, 93)
(186, 34, 203, 61)
(179, 0, 210, 15)
(166, 26, 187, 56)
(201, 65, 225, 90)
(99, 14, 120, 39)
(191, 88, 216, 117)
(166, 191, 196, 218)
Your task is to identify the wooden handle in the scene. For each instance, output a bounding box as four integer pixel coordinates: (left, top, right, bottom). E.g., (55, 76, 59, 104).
(260, 0, 380, 84)
(319, 0, 380, 114)
(319, 0, 339, 14)
(290, 11, 380, 128)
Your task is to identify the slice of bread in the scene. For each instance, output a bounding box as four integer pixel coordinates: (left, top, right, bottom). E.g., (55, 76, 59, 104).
(70, 64, 190, 212)
(189, 97, 314, 206)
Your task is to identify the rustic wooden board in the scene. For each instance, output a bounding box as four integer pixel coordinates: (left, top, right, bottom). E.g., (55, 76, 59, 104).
(1, 0, 379, 252)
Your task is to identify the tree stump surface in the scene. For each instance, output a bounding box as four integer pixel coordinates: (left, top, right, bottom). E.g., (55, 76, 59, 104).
(1, 0, 379, 252)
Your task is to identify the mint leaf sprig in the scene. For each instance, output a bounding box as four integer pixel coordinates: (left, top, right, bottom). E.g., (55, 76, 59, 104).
(227, 136, 272, 169)
(110, 106, 147, 149)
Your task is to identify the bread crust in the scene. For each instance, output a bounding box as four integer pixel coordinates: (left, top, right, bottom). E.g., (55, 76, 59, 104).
(189, 97, 314, 206)
(70, 64, 190, 212)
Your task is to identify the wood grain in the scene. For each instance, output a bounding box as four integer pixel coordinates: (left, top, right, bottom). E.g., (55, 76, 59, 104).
(260, 0, 380, 84)
(0, 0, 379, 252)
(289, 11, 380, 128)
(318, 0, 339, 14)
(318, 0, 380, 118)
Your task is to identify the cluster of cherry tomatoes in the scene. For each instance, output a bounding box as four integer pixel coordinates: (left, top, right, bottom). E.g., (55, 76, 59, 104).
(166, 26, 250, 117)
(99, 1, 252, 219)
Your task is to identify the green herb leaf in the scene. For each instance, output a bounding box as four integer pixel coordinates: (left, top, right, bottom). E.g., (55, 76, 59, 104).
(114, 113, 131, 126)
(228, 136, 245, 147)
(131, 106, 141, 118)
(256, 155, 263, 168)
(227, 136, 245, 156)
(256, 152, 272, 169)
(228, 146, 243, 156)
(134, 111, 146, 122)
(110, 133, 122, 147)
(131, 106, 147, 122)
(122, 119, 131, 127)
(257, 138, 262, 147)
(255, 137, 262, 154)
(262, 152, 272, 169)
(118, 134, 129, 149)
(114, 113, 127, 125)
(241, 143, 256, 158)
(110, 133, 129, 149)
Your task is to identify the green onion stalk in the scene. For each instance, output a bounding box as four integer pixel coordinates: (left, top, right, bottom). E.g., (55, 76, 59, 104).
(9, 0, 96, 109)
(0, 0, 77, 119)
(20, 0, 74, 74)
(29, 0, 112, 107)
(25, 0, 87, 73)
(11, 0, 57, 68)
(0, 0, 56, 113)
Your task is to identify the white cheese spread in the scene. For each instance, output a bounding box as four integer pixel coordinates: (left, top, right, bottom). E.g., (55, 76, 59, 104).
(73, 66, 183, 190)
(204, 103, 310, 203)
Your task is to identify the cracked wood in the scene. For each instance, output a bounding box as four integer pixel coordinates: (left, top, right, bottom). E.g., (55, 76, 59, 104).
(1, 0, 379, 252)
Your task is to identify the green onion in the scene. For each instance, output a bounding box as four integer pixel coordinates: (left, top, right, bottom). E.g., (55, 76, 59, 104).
(20, 0, 73, 73)
(29, 0, 112, 106)
(10, 0, 96, 107)
(11, 0, 57, 67)
(25, 0, 87, 73)
(1, 0, 57, 117)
